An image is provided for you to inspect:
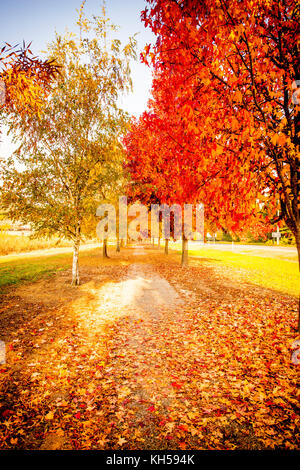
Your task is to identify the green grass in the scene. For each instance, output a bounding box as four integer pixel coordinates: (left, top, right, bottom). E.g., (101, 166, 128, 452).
(185, 247, 300, 297)
(0, 244, 109, 292)
(0, 252, 73, 292)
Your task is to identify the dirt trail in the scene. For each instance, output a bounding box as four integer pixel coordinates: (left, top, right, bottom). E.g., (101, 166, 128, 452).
(121, 262, 182, 313)
(98, 248, 189, 448)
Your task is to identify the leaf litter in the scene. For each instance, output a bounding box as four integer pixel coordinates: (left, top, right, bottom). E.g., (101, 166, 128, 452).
(0, 246, 299, 450)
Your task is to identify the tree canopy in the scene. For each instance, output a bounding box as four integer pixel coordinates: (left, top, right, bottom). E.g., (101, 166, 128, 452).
(0, 42, 59, 118)
(124, 0, 299, 261)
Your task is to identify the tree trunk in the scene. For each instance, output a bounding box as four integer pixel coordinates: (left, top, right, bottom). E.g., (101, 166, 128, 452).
(120, 239, 125, 248)
(71, 240, 80, 286)
(116, 236, 120, 252)
(181, 236, 188, 267)
(103, 238, 109, 258)
(165, 238, 169, 255)
(152, 238, 155, 247)
(158, 237, 160, 249)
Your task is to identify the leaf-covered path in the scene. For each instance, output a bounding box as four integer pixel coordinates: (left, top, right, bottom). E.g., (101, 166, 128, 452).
(102, 257, 187, 449)
(0, 245, 299, 450)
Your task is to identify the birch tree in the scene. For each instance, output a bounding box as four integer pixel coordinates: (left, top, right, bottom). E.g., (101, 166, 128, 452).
(1, 7, 136, 285)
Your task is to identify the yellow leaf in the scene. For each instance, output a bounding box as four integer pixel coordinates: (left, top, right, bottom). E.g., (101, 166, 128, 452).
(117, 437, 127, 446)
(45, 411, 54, 420)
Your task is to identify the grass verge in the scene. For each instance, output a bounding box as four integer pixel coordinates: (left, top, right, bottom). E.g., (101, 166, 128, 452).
(185, 247, 299, 297)
(0, 252, 73, 292)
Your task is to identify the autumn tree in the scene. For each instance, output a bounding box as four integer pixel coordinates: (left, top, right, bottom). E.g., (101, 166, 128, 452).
(141, 0, 299, 253)
(1, 7, 136, 285)
(124, 111, 207, 265)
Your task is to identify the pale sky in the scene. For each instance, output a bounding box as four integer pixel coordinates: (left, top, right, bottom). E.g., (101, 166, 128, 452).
(0, 0, 155, 157)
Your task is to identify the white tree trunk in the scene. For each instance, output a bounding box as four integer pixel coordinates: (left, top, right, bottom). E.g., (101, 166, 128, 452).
(72, 240, 80, 286)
